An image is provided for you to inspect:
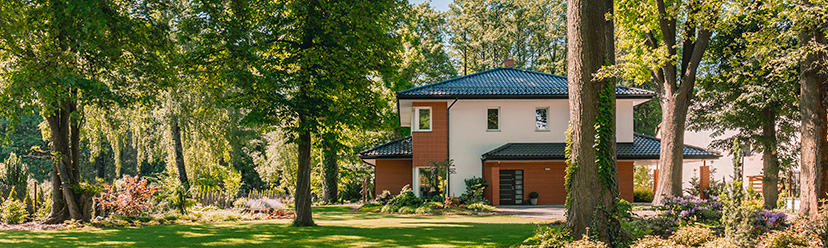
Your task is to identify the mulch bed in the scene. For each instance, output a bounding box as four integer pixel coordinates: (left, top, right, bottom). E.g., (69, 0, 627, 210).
(0, 223, 66, 231)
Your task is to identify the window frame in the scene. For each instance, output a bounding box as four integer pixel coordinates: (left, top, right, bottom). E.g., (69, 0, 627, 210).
(486, 107, 501, 132)
(413, 106, 432, 132)
(535, 107, 550, 131)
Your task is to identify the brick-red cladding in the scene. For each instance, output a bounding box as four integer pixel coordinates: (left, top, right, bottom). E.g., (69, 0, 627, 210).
(484, 161, 635, 205)
(375, 159, 412, 195)
(412, 102, 448, 167)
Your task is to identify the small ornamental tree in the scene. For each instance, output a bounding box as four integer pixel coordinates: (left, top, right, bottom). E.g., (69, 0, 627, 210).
(97, 175, 161, 216)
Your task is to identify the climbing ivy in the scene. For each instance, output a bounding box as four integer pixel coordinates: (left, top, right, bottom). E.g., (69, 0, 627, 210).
(595, 80, 619, 195)
(564, 127, 576, 210)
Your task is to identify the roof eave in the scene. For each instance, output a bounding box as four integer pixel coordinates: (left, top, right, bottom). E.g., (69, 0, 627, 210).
(397, 94, 655, 100)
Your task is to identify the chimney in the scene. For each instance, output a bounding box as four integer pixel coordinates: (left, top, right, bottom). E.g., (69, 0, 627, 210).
(503, 58, 514, 68)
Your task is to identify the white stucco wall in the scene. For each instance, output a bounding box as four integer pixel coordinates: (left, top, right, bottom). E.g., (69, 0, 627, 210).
(681, 129, 765, 189)
(445, 99, 637, 196)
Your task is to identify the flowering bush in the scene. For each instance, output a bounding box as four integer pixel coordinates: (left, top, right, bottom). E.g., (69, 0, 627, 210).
(523, 224, 572, 248)
(660, 195, 722, 224)
(757, 230, 812, 248)
(630, 236, 678, 248)
(752, 211, 789, 236)
(701, 238, 736, 248)
(97, 175, 161, 216)
(466, 202, 495, 211)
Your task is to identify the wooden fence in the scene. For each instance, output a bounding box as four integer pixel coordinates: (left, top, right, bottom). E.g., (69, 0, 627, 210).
(192, 188, 291, 208)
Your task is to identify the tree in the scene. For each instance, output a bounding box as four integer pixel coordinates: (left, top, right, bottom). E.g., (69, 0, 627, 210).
(795, 0, 827, 216)
(689, 0, 799, 209)
(564, 0, 621, 243)
(181, 0, 401, 226)
(0, 0, 167, 223)
(616, 0, 723, 205)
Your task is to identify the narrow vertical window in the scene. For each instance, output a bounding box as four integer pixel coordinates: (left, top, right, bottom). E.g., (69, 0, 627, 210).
(414, 107, 431, 131)
(487, 107, 500, 131)
(536, 107, 548, 130)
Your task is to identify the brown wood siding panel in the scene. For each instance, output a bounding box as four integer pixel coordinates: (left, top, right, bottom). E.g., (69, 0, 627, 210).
(375, 159, 412, 195)
(412, 102, 448, 167)
(618, 161, 634, 202)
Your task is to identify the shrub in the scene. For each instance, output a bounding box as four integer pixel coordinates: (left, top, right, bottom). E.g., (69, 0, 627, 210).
(444, 197, 460, 208)
(630, 236, 678, 248)
(97, 175, 161, 216)
(380, 205, 399, 213)
(752, 211, 789, 236)
(415, 205, 432, 214)
(387, 185, 422, 207)
(757, 230, 812, 248)
(398, 206, 416, 214)
(358, 204, 382, 212)
(669, 226, 712, 246)
(564, 235, 607, 248)
(376, 190, 393, 205)
(628, 215, 678, 238)
(702, 238, 736, 248)
(660, 195, 722, 225)
(423, 201, 443, 208)
(523, 224, 572, 248)
(529, 191, 539, 199)
(458, 177, 488, 204)
(721, 180, 761, 245)
(2, 153, 28, 200)
(633, 189, 654, 203)
(466, 202, 495, 211)
(1, 195, 28, 224)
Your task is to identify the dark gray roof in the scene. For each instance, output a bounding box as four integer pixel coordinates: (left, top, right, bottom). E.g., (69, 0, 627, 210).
(359, 136, 413, 159)
(359, 133, 720, 160)
(397, 67, 655, 99)
(481, 133, 720, 160)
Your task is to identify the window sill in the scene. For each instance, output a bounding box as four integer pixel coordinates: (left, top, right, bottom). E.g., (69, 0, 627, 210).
(412, 130, 432, 133)
(486, 129, 501, 132)
(535, 129, 550, 132)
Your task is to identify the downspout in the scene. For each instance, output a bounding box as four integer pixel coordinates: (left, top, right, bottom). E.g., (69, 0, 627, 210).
(446, 97, 458, 197)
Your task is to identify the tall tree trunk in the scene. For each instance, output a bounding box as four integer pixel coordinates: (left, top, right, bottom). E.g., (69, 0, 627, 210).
(43, 105, 83, 223)
(652, 95, 691, 205)
(322, 146, 338, 203)
(565, 0, 619, 243)
(294, 127, 315, 226)
(170, 114, 189, 190)
(762, 109, 779, 210)
(799, 21, 827, 216)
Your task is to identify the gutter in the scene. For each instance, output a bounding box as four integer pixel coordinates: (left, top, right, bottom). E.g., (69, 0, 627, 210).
(446, 97, 458, 197)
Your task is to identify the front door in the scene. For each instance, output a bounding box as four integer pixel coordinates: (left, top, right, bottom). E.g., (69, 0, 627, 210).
(499, 170, 524, 205)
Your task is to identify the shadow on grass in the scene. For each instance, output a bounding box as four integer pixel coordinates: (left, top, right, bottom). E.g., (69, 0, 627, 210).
(0, 206, 536, 248)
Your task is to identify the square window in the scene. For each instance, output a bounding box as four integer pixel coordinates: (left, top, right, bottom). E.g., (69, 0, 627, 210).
(414, 107, 432, 131)
(487, 108, 500, 131)
(536, 107, 549, 130)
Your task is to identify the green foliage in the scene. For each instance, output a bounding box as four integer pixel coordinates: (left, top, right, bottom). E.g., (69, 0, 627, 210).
(158, 174, 195, 215)
(633, 189, 654, 203)
(358, 204, 383, 212)
(466, 202, 495, 211)
(387, 185, 423, 207)
(459, 177, 488, 204)
(523, 224, 572, 248)
(1, 153, 28, 200)
(564, 236, 608, 248)
(633, 165, 652, 190)
(630, 236, 679, 248)
(757, 230, 812, 248)
(1, 195, 28, 224)
(721, 180, 762, 246)
(529, 191, 540, 199)
(0, 114, 50, 181)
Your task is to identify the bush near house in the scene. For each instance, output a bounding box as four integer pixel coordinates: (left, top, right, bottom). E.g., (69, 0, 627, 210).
(633, 189, 654, 202)
(360, 184, 497, 215)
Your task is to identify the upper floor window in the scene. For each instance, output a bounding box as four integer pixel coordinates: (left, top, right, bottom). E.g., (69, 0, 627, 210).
(536, 107, 549, 130)
(414, 107, 432, 131)
(487, 107, 500, 131)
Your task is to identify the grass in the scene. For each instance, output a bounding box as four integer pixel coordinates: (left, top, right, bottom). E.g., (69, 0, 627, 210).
(0, 206, 541, 247)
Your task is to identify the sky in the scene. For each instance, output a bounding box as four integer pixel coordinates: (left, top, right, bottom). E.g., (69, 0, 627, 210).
(408, 0, 452, 12)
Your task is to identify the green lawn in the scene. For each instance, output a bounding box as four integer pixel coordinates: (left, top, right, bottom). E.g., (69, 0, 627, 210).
(0, 206, 541, 247)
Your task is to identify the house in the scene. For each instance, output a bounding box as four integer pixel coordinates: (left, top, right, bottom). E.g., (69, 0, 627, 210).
(359, 66, 720, 206)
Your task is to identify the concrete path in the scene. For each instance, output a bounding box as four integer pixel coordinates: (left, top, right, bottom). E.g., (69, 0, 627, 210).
(497, 205, 658, 220)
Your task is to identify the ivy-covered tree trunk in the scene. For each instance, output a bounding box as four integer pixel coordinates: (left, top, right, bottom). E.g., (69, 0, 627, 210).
(322, 147, 338, 203)
(564, 0, 620, 243)
(761, 109, 779, 210)
(170, 114, 189, 190)
(799, 20, 827, 216)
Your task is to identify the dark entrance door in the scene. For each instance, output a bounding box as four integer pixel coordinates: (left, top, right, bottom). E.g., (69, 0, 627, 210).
(499, 170, 524, 205)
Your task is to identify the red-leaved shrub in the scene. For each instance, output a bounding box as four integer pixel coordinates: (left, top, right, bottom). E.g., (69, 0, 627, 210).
(97, 175, 161, 216)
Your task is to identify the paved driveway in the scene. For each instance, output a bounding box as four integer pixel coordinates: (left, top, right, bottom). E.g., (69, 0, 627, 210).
(497, 205, 658, 220)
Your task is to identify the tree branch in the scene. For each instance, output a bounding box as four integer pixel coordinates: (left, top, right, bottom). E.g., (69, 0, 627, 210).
(678, 27, 713, 97)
